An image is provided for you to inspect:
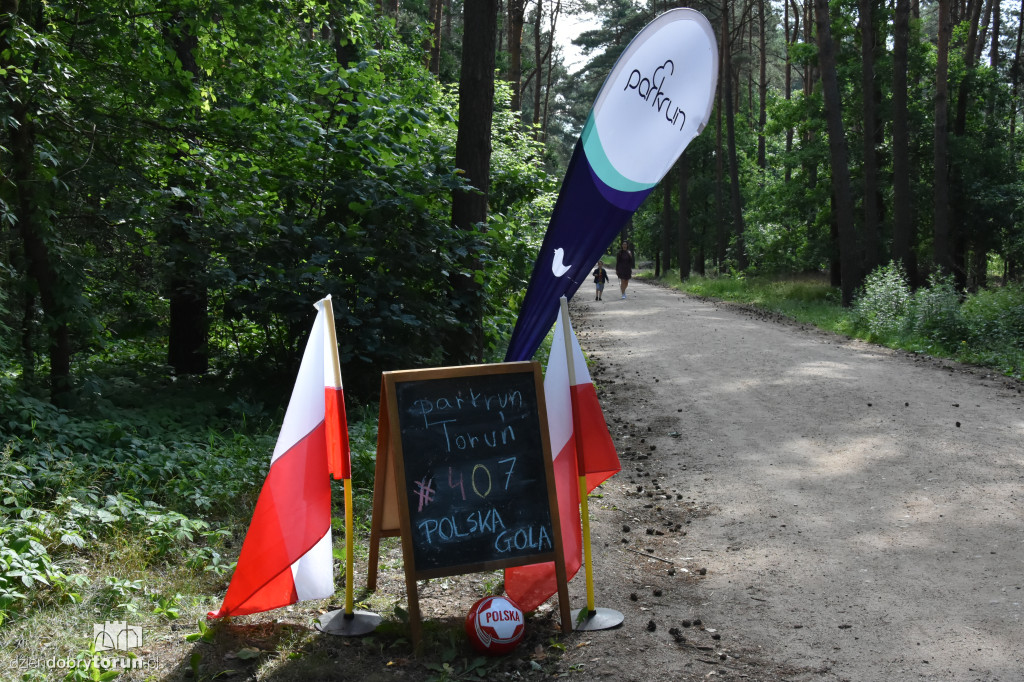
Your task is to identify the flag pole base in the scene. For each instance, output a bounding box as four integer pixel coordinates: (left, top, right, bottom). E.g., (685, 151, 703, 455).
(571, 607, 624, 631)
(316, 609, 381, 636)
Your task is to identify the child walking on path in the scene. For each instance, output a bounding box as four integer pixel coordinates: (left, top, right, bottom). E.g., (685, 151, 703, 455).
(593, 262, 609, 300)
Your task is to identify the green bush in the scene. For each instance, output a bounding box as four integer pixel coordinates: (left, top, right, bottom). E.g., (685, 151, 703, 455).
(958, 284, 1024, 376)
(852, 262, 913, 339)
(961, 284, 1024, 350)
(911, 272, 966, 350)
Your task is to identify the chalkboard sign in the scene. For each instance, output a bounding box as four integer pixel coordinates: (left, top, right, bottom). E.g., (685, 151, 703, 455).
(394, 368, 555, 574)
(368, 362, 571, 644)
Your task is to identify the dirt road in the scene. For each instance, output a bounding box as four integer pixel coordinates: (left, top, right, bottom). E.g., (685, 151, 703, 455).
(561, 277, 1024, 681)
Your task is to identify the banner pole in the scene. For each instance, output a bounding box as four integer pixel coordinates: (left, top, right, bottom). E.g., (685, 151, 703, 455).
(344, 478, 355, 613)
(316, 295, 381, 637)
(559, 298, 597, 613)
(559, 297, 624, 631)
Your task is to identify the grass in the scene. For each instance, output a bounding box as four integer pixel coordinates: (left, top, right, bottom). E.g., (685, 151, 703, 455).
(659, 271, 852, 332)
(651, 270, 852, 331)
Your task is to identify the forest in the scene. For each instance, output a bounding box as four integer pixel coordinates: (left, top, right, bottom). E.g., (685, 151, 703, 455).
(4, 0, 1024, 674)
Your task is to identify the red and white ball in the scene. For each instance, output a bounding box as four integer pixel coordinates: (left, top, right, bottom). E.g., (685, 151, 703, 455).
(464, 596, 525, 655)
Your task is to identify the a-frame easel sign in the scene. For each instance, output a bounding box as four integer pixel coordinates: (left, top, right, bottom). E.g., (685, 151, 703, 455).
(367, 361, 572, 645)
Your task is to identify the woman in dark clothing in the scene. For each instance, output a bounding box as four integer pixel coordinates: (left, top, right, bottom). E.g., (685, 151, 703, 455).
(615, 241, 635, 299)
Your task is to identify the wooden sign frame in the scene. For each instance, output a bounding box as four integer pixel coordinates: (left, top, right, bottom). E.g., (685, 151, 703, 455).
(367, 361, 572, 645)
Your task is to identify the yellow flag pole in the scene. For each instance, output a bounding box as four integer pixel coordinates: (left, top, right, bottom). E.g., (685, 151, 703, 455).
(316, 295, 380, 637)
(559, 296, 623, 631)
(559, 297, 597, 614)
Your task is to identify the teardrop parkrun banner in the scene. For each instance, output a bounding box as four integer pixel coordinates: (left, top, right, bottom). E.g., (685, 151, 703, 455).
(505, 9, 719, 362)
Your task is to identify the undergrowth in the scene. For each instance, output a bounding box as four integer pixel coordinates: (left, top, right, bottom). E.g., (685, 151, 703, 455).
(0, 361, 379, 676)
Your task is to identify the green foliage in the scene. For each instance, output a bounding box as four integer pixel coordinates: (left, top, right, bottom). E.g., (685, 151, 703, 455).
(957, 285, 1024, 376)
(911, 273, 966, 348)
(851, 262, 914, 340)
(0, 366, 380, 625)
(3, 0, 555, 406)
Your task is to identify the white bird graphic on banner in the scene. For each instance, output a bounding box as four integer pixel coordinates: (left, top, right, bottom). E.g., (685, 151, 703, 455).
(551, 248, 572, 277)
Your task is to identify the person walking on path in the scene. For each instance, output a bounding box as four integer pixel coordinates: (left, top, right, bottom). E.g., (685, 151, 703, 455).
(593, 261, 609, 300)
(615, 241, 635, 299)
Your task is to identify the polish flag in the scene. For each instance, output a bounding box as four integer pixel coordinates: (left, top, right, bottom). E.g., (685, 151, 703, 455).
(209, 296, 348, 618)
(504, 306, 619, 612)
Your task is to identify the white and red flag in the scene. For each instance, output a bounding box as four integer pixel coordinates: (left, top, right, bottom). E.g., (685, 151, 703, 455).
(209, 296, 349, 618)
(504, 306, 620, 612)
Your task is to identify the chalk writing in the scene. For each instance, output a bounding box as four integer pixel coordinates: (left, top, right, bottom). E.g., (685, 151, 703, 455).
(417, 507, 506, 544)
(392, 368, 556, 572)
(414, 477, 435, 511)
(494, 524, 552, 554)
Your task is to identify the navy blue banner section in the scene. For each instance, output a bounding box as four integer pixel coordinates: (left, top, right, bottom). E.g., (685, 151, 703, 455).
(504, 142, 653, 361)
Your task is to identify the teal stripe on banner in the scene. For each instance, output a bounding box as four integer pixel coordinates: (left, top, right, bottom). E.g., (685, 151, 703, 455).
(581, 115, 656, 194)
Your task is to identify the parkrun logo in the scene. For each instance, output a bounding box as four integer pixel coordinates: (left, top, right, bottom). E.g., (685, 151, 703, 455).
(623, 59, 687, 131)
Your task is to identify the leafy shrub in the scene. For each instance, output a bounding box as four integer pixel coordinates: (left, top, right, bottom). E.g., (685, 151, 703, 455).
(911, 272, 966, 349)
(852, 262, 913, 339)
(960, 284, 1024, 350)
(958, 284, 1024, 376)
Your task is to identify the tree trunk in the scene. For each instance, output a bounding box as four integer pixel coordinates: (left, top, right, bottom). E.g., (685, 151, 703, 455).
(934, 0, 954, 274)
(757, 0, 767, 170)
(715, 51, 727, 270)
(428, 0, 443, 75)
(954, 0, 983, 138)
(661, 171, 673, 276)
(859, 0, 882, 273)
(892, 0, 916, 284)
(1012, 0, 1024, 138)
(449, 0, 497, 364)
(164, 8, 209, 375)
(815, 0, 860, 305)
(677, 153, 691, 280)
(532, 1, 542, 127)
(989, 0, 1000, 68)
(722, 0, 747, 270)
(784, 0, 796, 183)
(3, 0, 73, 404)
(507, 0, 527, 114)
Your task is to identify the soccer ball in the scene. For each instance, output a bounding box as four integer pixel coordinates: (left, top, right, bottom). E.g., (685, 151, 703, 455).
(464, 596, 525, 655)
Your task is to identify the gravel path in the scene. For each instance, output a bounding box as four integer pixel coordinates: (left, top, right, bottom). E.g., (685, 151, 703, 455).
(563, 277, 1024, 681)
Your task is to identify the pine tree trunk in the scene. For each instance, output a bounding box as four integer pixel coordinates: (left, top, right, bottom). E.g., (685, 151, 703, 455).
(784, 0, 795, 183)
(677, 153, 691, 280)
(758, 0, 767, 170)
(449, 0, 497, 364)
(164, 8, 209, 376)
(934, 0, 954, 275)
(1012, 0, 1024, 139)
(859, 0, 881, 273)
(722, 0, 747, 270)
(428, 0, 443, 75)
(4, 0, 73, 403)
(661, 171, 673, 275)
(507, 0, 527, 114)
(892, 0, 916, 284)
(815, 0, 860, 305)
(715, 52, 727, 270)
